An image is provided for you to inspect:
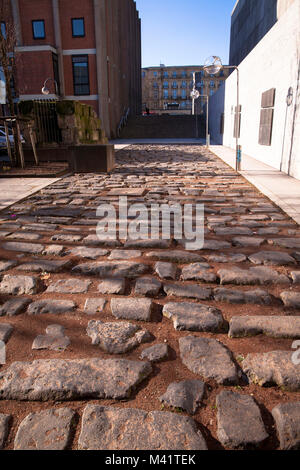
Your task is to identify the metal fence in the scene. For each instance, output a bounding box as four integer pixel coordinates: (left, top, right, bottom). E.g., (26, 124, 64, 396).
(32, 100, 62, 144)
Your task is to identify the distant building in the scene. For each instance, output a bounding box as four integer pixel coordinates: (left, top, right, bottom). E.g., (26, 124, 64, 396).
(142, 65, 229, 114)
(2, 0, 142, 138)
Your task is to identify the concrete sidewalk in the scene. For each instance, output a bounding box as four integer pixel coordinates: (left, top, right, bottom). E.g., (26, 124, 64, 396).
(0, 177, 61, 212)
(210, 145, 300, 226)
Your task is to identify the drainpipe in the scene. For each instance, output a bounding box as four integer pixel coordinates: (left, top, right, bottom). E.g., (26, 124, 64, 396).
(93, 0, 110, 138)
(10, 0, 22, 46)
(52, 0, 65, 97)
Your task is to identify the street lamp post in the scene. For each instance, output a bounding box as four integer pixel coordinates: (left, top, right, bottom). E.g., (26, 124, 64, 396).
(203, 56, 240, 171)
(41, 78, 59, 97)
(190, 75, 209, 147)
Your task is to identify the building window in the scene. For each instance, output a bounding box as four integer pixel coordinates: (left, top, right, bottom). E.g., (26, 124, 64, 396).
(153, 90, 159, 99)
(182, 90, 186, 99)
(142, 71, 145, 78)
(163, 81, 168, 89)
(1, 22, 6, 39)
(210, 80, 215, 87)
(181, 102, 186, 109)
(163, 71, 168, 78)
(172, 71, 177, 78)
(72, 18, 85, 37)
(153, 81, 158, 88)
(259, 88, 275, 146)
(182, 71, 187, 78)
(210, 90, 214, 96)
(163, 90, 168, 99)
(172, 81, 177, 89)
(153, 71, 158, 78)
(72, 55, 90, 96)
(181, 81, 187, 88)
(32, 20, 45, 39)
(172, 90, 177, 99)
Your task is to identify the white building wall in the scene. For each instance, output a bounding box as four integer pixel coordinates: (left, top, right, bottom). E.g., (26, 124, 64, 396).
(209, 0, 300, 179)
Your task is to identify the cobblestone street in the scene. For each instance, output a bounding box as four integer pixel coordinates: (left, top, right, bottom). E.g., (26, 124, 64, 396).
(0, 144, 300, 450)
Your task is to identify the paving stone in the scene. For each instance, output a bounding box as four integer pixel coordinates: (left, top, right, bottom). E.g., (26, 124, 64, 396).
(291, 271, 300, 284)
(87, 320, 151, 354)
(218, 266, 290, 285)
(272, 402, 300, 450)
(280, 291, 300, 308)
(124, 239, 170, 249)
(202, 240, 232, 250)
(159, 380, 205, 414)
(46, 279, 91, 294)
(32, 333, 70, 351)
(0, 231, 11, 238)
(154, 261, 177, 280)
(24, 223, 58, 232)
(163, 302, 225, 332)
(0, 414, 11, 449)
(78, 405, 207, 450)
(179, 336, 238, 385)
(214, 288, 271, 305)
(207, 253, 247, 263)
(163, 283, 211, 300)
(33, 208, 82, 218)
(269, 238, 300, 249)
(140, 343, 169, 362)
(98, 278, 125, 295)
(0, 358, 152, 401)
(0, 275, 41, 295)
(84, 298, 107, 315)
(109, 250, 142, 260)
(73, 261, 148, 278)
(7, 232, 42, 241)
(147, 250, 205, 263)
(292, 252, 300, 262)
(45, 324, 65, 336)
(257, 227, 279, 235)
(248, 251, 296, 266)
(229, 316, 300, 338)
(0, 260, 17, 272)
(70, 246, 109, 259)
(51, 234, 82, 243)
(214, 227, 253, 236)
(233, 237, 265, 247)
(17, 259, 70, 273)
(0, 298, 31, 317)
(135, 277, 161, 296)
(216, 390, 268, 449)
(111, 297, 153, 321)
(242, 351, 300, 391)
(2, 242, 44, 254)
(107, 188, 146, 196)
(181, 263, 217, 282)
(0, 323, 13, 342)
(82, 234, 121, 247)
(42, 245, 66, 256)
(14, 408, 76, 450)
(28, 300, 76, 315)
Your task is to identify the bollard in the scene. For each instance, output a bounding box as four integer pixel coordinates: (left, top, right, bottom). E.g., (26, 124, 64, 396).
(236, 145, 242, 171)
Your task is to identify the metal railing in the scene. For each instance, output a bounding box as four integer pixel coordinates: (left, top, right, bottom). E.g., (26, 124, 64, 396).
(117, 107, 130, 138)
(0, 116, 38, 169)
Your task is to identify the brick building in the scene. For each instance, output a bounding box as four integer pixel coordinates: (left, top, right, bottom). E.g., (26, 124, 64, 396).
(2, 0, 142, 138)
(142, 65, 229, 114)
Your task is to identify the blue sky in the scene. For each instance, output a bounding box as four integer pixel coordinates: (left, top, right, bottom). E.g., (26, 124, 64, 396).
(135, 0, 236, 67)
